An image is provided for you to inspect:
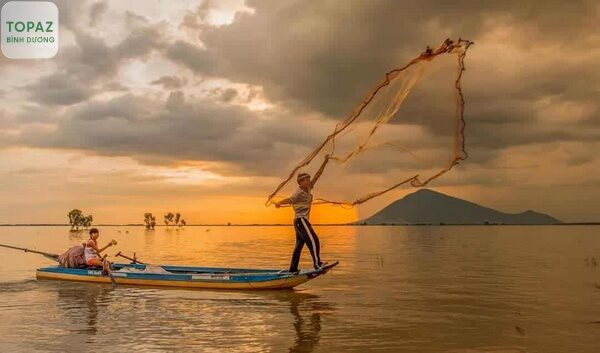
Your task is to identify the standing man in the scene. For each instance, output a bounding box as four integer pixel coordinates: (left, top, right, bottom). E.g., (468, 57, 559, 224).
(276, 155, 331, 273)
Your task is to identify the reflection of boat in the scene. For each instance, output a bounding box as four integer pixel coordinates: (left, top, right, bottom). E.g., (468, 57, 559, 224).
(36, 262, 339, 290)
(54, 282, 113, 337)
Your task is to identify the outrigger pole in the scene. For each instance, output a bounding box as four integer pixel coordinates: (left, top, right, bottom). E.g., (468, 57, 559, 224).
(0, 243, 59, 262)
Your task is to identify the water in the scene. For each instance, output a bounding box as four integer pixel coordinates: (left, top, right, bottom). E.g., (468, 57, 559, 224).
(0, 225, 599, 352)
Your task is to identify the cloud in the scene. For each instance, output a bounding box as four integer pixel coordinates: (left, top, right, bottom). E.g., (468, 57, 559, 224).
(151, 75, 187, 89)
(15, 0, 599, 165)
(23, 73, 96, 106)
(23, 10, 165, 106)
(89, 1, 108, 26)
(18, 91, 328, 176)
(164, 40, 216, 75)
(4, 0, 600, 213)
(208, 87, 239, 103)
(164, 0, 600, 160)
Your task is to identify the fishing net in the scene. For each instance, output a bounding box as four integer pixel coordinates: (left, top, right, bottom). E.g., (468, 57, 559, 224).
(58, 245, 86, 268)
(116, 264, 172, 274)
(267, 38, 473, 207)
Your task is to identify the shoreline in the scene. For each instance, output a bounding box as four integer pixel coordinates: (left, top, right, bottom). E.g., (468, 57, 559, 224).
(0, 223, 598, 227)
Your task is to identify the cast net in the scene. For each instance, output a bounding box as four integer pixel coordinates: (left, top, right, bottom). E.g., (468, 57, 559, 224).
(267, 38, 474, 208)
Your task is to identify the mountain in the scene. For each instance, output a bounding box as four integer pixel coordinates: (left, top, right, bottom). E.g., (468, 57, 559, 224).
(362, 189, 561, 225)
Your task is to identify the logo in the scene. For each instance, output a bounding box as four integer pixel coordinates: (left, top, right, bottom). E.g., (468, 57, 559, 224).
(1, 1, 58, 59)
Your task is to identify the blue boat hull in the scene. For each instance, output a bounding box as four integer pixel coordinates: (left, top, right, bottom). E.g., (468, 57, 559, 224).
(36, 262, 339, 290)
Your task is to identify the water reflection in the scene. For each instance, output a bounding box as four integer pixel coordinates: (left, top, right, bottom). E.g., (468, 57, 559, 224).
(67, 230, 85, 242)
(288, 293, 323, 353)
(143, 229, 157, 247)
(267, 291, 333, 353)
(3, 226, 600, 352)
(54, 282, 113, 338)
(41, 278, 336, 352)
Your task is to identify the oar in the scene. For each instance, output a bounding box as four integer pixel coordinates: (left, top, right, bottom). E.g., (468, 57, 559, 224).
(0, 243, 59, 262)
(96, 239, 118, 255)
(115, 251, 147, 264)
(115, 252, 172, 273)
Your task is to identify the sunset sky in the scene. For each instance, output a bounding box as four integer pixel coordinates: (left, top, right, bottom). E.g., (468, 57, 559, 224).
(1, 0, 599, 224)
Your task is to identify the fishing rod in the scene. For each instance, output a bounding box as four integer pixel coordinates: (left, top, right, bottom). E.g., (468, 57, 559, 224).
(0, 243, 59, 262)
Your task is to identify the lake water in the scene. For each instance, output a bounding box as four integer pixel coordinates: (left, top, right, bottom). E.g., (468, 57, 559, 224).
(0, 225, 599, 352)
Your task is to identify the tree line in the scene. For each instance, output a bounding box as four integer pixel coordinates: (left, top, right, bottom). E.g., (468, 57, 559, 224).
(145, 212, 186, 230)
(67, 209, 187, 231)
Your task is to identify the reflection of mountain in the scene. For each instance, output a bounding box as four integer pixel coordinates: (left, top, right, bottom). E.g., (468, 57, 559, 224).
(362, 189, 561, 225)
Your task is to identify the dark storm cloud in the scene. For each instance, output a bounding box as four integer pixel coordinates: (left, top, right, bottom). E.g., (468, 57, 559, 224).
(23, 73, 96, 106)
(115, 20, 165, 59)
(164, 40, 217, 75)
(19, 91, 326, 175)
(176, 1, 594, 115)
(70, 93, 157, 121)
(167, 0, 600, 162)
(9, 0, 600, 179)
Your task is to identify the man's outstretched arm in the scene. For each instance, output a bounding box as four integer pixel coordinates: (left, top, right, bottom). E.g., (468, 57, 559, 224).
(311, 154, 331, 188)
(275, 198, 292, 208)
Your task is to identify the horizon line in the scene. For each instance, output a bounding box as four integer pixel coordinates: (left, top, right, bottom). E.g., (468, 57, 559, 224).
(1, 223, 599, 227)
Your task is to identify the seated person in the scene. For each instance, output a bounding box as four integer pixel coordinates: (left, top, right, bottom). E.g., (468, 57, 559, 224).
(84, 228, 113, 274)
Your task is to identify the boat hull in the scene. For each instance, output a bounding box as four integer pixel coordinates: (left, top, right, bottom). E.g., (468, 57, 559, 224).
(36, 262, 339, 290)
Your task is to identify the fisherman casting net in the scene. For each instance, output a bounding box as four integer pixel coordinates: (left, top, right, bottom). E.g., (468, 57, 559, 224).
(267, 38, 474, 208)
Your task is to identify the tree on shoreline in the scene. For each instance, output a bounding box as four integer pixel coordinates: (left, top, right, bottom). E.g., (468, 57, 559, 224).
(144, 213, 156, 230)
(164, 213, 175, 227)
(68, 209, 93, 231)
(174, 213, 187, 228)
(164, 212, 186, 228)
(81, 215, 93, 229)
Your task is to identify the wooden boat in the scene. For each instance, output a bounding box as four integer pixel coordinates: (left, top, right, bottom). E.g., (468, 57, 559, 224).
(36, 261, 339, 290)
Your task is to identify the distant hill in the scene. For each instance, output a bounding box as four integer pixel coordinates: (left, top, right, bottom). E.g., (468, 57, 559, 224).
(362, 189, 561, 225)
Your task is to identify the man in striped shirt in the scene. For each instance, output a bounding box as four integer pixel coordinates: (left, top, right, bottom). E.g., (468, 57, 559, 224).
(276, 155, 331, 273)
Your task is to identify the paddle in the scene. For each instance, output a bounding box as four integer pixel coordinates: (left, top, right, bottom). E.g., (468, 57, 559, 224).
(0, 243, 59, 262)
(115, 251, 146, 264)
(96, 239, 118, 255)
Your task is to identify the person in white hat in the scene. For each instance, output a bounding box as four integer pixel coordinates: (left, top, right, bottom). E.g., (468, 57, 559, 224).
(276, 155, 331, 273)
